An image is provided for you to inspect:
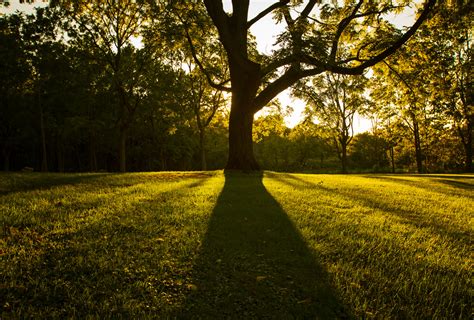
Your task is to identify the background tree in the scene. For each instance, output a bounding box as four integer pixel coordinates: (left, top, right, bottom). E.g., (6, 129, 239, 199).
(288, 120, 334, 171)
(426, 1, 473, 172)
(0, 13, 31, 171)
(368, 0, 472, 173)
(57, 0, 154, 172)
(296, 73, 369, 173)
(180, 23, 230, 171)
(187, 71, 227, 171)
(349, 132, 390, 171)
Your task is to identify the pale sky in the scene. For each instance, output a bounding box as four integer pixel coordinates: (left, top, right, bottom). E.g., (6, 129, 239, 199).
(0, 0, 48, 15)
(2, 0, 417, 132)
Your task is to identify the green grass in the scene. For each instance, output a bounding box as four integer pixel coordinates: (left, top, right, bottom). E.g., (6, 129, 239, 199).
(1, 171, 472, 319)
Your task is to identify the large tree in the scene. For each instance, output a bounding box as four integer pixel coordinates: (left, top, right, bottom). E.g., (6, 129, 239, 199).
(198, 0, 437, 170)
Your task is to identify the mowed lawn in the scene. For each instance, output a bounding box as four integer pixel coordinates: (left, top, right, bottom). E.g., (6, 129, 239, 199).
(1, 171, 472, 319)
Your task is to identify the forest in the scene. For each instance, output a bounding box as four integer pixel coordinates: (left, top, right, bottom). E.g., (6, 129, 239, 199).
(0, 0, 472, 174)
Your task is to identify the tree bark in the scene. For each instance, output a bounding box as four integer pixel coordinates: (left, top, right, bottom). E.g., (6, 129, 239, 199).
(341, 141, 348, 174)
(390, 146, 395, 173)
(3, 149, 10, 172)
(462, 123, 473, 172)
(89, 135, 98, 172)
(119, 127, 127, 173)
(199, 128, 207, 171)
(226, 105, 259, 170)
(57, 142, 65, 173)
(464, 143, 473, 173)
(225, 57, 261, 171)
(40, 103, 48, 173)
(413, 118, 423, 174)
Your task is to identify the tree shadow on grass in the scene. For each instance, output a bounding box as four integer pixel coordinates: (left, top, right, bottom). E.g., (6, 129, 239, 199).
(1, 175, 213, 318)
(268, 173, 471, 248)
(363, 175, 474, 199)
(0, 172, 112, 196)
(180, 172, 349, 319)
(264, 172, 472, 318)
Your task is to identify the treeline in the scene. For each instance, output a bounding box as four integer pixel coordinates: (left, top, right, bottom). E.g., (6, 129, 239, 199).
(0, 2, 472, 173)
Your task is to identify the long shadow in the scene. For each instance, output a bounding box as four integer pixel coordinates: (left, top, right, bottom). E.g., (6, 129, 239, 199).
(180, 172, 349, 319)
(264, 173, 472, 318)
(363, 175, 474, 200)
(268, 173, 471, 245)
(0, 172, 112, 196)
(1, 175, 212, 318)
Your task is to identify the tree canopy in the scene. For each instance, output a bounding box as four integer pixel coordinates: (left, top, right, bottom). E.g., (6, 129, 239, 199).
(1, 0, 472, 173)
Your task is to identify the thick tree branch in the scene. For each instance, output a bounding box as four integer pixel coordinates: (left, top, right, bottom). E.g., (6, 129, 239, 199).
(183, 24, 231, 92)
(254, 66, 324, 111)
(298, 0, 318, 21)
(345, 0, 437, 72)
(330, 0, 364, 62)
(260, 55, 298, 76)
(247, 0, 290, 28)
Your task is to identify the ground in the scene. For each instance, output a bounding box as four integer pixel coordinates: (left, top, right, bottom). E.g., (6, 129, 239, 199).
(1, 171, 472, 319)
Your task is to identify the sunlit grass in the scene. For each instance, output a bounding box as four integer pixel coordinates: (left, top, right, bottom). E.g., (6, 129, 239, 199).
(264, 173, 472, 319)
(1, 171, 472, 319)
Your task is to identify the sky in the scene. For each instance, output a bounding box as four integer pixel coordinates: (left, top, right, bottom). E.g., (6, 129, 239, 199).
(0, 0, 48, 15)
(2, 0, 417, 132)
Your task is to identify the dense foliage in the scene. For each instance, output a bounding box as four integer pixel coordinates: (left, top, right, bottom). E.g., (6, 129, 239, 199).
(0, 2, 472, 173)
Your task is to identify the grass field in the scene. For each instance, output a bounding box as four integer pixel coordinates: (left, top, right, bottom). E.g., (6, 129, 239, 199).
(1, 171, 472, 319)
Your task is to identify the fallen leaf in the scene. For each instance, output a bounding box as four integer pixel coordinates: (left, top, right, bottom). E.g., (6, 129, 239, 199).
(297, 298, 312, 304)
(186, 284, 198, 291)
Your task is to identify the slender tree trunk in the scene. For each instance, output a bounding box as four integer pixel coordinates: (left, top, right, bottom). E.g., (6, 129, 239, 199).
(390, 146, 395, 173)
(39, 103, 48, 173)
(160, 148, 166, 171)
(199, 128, 207, 171)
(460, 122, 473, 173)
(465, 143, 473, 172)
(3, 149, 10, 172)
(119, 127, 127, 173)
(412, 117, 423, 174)
(341, 142, 348, 174)
(89, 135, 98, 172)
(57, 142, 64, 173)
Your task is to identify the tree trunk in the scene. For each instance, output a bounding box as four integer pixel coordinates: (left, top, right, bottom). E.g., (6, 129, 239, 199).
(199, 128, 207, 171)
(57, 143, 65, 173)
(465, 144, 473, 173)
(226, 60, 261, 171)
(412, 117, 423, 174)
(341, 142, 348, 174)
(226, 106, 259, 170)
(119, 127, 127, 173)
(40, 104, 48, 173)
(460, 122, 473, 173)
(390, 146, 395, 173)
(3, 149, 10, 172)
(89, 136, 98, 172)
